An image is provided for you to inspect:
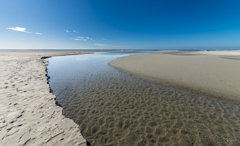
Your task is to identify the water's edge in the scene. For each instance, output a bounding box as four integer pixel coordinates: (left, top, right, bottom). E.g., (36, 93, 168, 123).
(41, 55, 90, 146)
(108, 54, 240, 106)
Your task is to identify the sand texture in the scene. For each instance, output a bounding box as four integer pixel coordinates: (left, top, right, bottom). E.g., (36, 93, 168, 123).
(0, 51, 90, 146)
(109, 51, 240, 105)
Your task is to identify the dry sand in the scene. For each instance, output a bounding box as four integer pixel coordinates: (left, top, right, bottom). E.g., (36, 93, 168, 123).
(0, 51, 93, 146)
(109, 50, 240, 105)
(1, 50, 240, 146)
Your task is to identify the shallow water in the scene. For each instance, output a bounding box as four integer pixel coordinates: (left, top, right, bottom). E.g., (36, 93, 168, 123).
(46, 52, 240, 146)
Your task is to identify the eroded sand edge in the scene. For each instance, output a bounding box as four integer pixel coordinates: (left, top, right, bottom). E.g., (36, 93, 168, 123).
(0, 51, 92, 146)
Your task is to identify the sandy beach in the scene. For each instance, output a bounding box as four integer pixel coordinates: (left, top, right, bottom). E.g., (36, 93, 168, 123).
(0, 51, 91, 146)
(1, 50, 240, 146)
(109, 50, 240, 105)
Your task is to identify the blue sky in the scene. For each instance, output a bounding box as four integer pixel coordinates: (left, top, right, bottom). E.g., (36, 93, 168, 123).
(1, 0, 240, 49)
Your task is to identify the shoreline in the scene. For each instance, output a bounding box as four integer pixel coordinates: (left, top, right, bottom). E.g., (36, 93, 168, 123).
(1, 50, 239, 145)
(109, 50, 240, 105)
(0, 51, 93, 146)
(0, 50, 151, 146)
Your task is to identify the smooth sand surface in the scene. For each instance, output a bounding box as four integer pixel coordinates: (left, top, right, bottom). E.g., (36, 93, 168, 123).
(109, 50, 240, 105)
(0, 51, 92, 146)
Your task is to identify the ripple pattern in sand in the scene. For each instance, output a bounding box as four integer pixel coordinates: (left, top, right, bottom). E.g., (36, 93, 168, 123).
(47, 53, 240, 146)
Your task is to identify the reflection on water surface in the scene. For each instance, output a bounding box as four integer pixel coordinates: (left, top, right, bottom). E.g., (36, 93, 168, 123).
(46, 52, 240, 146)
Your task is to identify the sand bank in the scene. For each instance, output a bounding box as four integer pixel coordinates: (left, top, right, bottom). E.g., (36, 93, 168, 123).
(109, 50, 240, 105)
(0, 51, 92, 146)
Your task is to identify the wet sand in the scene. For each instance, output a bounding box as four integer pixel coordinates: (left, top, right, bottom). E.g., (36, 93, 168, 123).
(109, 51, 240, 105)
(0, 51, 91, 146)
(46, 52, 240, 146)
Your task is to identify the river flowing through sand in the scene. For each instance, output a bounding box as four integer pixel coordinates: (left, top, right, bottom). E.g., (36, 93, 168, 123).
(46, 52, 240, 146)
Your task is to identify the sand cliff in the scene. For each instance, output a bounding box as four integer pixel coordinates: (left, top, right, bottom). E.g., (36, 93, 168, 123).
(0, 51, 90, 146)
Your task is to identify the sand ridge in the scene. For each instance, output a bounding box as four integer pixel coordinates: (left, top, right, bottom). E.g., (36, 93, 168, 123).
(109, 50, 240, 105)
(0, 51, 91, 146)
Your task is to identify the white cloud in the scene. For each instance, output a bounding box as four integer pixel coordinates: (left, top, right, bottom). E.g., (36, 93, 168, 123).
(66, 30, 70, 32)
(73, 30, 76, 32)
(74, 36, 91, 41)
(6, 27, 31, 33)
(94, 44, 108, 46)
(36, 33, 42, 35)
